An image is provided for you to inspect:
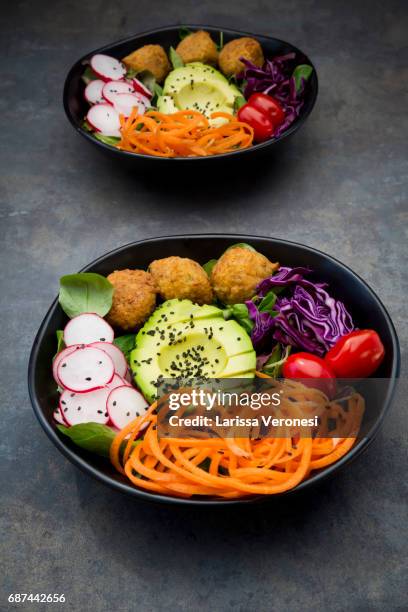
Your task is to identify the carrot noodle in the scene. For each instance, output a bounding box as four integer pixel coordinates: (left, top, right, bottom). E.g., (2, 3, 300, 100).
(116, 109, 254, 157)
(110, 377, 364, 499)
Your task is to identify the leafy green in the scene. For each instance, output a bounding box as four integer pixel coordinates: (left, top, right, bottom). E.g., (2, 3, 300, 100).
(169, 46, 184, 69)
(59, 273, 113, 319)
(223, 303, 254, 334)
(226, 242, 256, 252)
(135, 69, 156, 94)
(179, 26, 192, 40)
(82, 65, 98, 84)
(203, 259, 218, 276)
(261, 345, 291, 378)
(154, 82, 163, 97)
(233, 95, 247, 112)
(53, 330, 65, 360)
(82, 120, 93, 132)
(57, 423, 139, 458)
(113, 334, 136, 361)
(93, 133, 121, 146)
(218, 31, 224, 51)
(292, 64, 313, 94)
(258, 290, 277, 315)
(126, 67, 138, 79)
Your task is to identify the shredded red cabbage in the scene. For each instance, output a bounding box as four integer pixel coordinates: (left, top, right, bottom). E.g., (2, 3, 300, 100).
(238, 54, 309, 137)
(247, 267, 355, 356)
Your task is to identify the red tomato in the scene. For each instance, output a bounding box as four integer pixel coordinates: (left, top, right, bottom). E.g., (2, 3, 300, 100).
(237, 104, 274, 142)
(325, 330, 385, 378)
(283, 352, 337, 398)
(248, 93, 285, 125)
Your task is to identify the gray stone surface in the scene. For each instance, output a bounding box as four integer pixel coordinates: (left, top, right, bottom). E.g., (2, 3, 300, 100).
(1, 0, 407, 610)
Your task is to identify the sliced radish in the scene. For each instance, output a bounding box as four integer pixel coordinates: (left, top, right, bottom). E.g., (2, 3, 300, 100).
(87, 104, 121, 137)
(84, 79, 105, 104)
(124, 369, 133, 384)
(106, 373, 131, 390)
(53, 407, 66, 425)
(132, 77, 153, 99)
(89, 341, 128, 377)
(90, 54, 126, 82)
(64, 313, 114, 347)
(112, 93, 146, 118)
(107, 385, 149, 429)
(102, 80, 134, 104)
(53, 344, 83, 387)
(59, 387, 110, 426)
(57, 346, 114, 393)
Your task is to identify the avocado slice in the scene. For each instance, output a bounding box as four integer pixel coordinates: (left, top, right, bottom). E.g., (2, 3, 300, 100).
(130, 299, 256, 402)
(157, 62, 242, 123)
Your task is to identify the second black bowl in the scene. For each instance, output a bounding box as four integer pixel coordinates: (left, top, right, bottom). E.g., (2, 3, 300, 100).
(28, 235, 400, 506)
(63, 25, 318, 162)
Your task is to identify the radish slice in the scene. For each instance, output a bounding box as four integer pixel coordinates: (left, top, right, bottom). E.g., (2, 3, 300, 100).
(112, 93, 147, 118)
(102, 80, 134, 104)
(84, 79, 105, 104)
(107, 385, 149, 429)
(53, 344, 83, 387)
(87, 104, 121, 137)
(132, 77, 153, 99)
(106, 373, 131, 390)
(90, 54, 126, 82)
(57, 346, 114, 393)
(89, 341, 128, 377)
(64, 313, 114, 347)
(53, 407, 66, 425)
(59, 387, 110, 426)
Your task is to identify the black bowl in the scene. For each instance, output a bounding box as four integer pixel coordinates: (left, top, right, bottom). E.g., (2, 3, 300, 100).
(63, 25, 318, 162)
(28, 235, 400, 505)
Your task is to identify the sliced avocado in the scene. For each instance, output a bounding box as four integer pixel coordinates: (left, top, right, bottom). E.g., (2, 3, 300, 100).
(131, 299, 256, 402)
(157, 95, 178, 114)
(159, 62, 242, 122)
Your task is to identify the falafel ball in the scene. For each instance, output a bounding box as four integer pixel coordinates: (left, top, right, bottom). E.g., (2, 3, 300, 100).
(149, 256, 213, 305)
(218, 37, 264, 77)
(175, 30, 218, 66)
(211, 247, 278, 304)
(106, 269, 157, 331)
(122, 44, 171, 83)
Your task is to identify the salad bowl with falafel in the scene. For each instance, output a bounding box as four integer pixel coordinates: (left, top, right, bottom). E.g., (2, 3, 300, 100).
(28, 236, 399, 504)
(64, 26, 318, 159)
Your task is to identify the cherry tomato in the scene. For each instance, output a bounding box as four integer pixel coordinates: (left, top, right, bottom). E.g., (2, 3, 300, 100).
(248, 93, 285, 125)
(325, 330, 385, 378)
(283, 352, 337, 398)
(237, 105, 274, 142)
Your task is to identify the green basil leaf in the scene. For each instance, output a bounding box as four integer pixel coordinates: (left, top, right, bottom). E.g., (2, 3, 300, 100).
(258, 290, 277, 315)
(93, 133, 121, 146)
(59, 273, 113, 319)
(134, 69, 156, 94)
(57, 423, 139, 458)
(226, 242, 256, 252)
(262, 345, 291, 377)
(82, 65, 98, 84)
(82, 120, 93, 132)
(218, 31, 224, 51)
(154, 82, 163, 97)
(179, 26, 192, 40)
(126, 67, 138, 79)
(53, 330, 65, 360)
(203, 259, 218, 276)
(292, 64, 313, 93)
(223, 303, 254, 334)
(113, 334, 136, 360)
(233, 95, 247, 112)
(169, 46, 184, 69)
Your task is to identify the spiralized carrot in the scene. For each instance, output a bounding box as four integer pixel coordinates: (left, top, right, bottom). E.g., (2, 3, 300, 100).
(116, 109, 254, 157)
(110, 376, 364, 499)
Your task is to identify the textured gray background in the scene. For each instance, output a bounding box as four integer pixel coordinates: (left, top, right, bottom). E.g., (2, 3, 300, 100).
(1, 0, 407, 610)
